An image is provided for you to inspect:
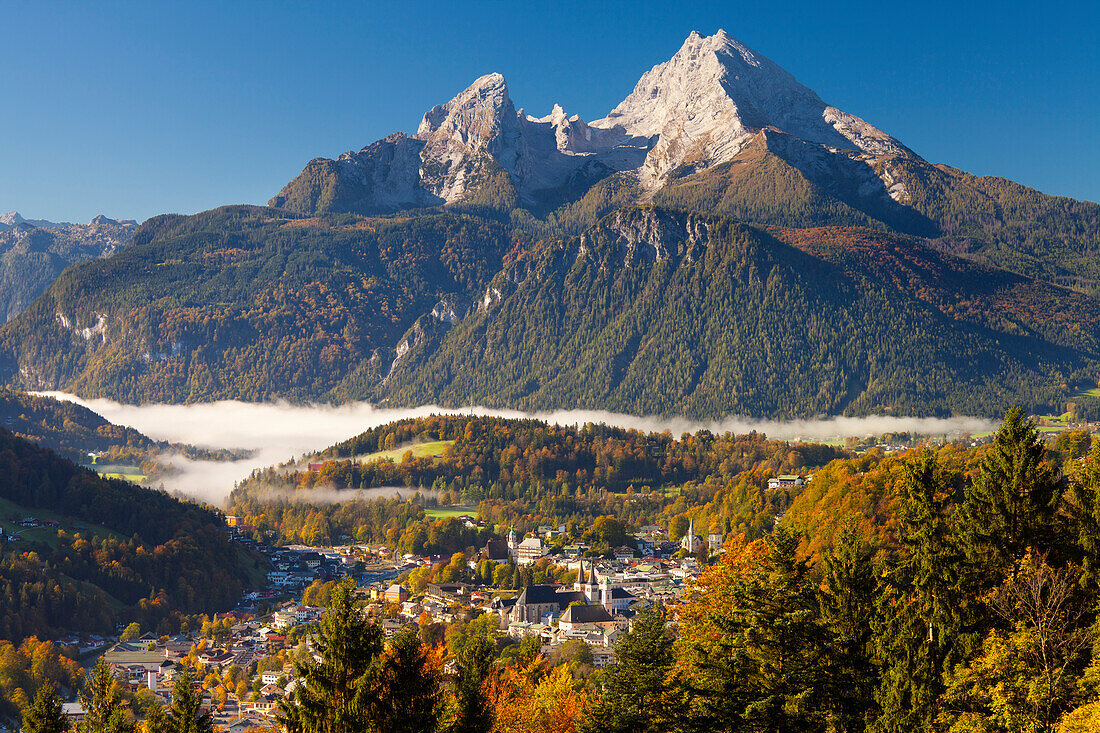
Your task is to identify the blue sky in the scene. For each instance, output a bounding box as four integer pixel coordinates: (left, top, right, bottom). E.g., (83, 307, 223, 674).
(2, 0, 1098, 222)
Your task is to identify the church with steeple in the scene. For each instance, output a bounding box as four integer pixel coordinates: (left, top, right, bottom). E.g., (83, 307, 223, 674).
(680, 517, 703, 553)
(501, 557, 636, 625)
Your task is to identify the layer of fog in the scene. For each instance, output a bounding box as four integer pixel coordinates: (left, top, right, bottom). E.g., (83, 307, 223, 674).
(38, 392, 996, 506)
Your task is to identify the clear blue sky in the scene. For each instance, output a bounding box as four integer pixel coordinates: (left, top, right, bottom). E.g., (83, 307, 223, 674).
(3, 0, 1098, 223)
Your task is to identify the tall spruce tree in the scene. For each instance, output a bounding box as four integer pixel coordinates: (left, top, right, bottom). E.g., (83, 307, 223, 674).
(22, 683, 68, 733)
(446, 634, 494, 733)
(686, 524, 829, 733)
(957, 407, 1061, 575)
(580, 606, 680, 733)
(280, 577, 383, 733)
(872, 452, 967, 733)
(376, 625, 443, 733)
(819, 521, 878, 733)
(162, 669, 212, 733)
(1069, 440, 1100, 585)
(78, 658, 133, 733)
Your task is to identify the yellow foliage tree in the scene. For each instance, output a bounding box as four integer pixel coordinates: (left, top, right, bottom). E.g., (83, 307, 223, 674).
(490, 660, 587, 733)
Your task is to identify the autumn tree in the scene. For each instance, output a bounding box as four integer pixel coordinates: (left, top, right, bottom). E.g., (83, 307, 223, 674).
(938, 553, 1089, 732)
(490, 661, 586, 733)
(375, 625, 443, 733)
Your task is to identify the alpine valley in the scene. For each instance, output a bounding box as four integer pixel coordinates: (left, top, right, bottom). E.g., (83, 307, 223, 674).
(2, 30, 1098, 419)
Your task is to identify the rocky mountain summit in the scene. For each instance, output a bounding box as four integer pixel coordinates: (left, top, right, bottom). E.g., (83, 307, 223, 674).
(0, 211, 71, 230)
(271, 30, 914, 215)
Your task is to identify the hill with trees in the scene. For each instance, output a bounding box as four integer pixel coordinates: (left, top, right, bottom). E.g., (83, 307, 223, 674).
(0, 428, 263, 643)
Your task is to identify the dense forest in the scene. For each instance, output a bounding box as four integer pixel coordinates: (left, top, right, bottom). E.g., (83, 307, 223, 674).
(380, 208, 1099, 418)
(1, 202, 1098, 418)
(0, 388, 160, 462)
(0, 429, 262, 643)
(0, 206, 518, 404)
(229, 414, 846, 550)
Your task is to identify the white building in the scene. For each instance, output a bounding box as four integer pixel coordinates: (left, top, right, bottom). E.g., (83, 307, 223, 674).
(515, 536, 548, 565)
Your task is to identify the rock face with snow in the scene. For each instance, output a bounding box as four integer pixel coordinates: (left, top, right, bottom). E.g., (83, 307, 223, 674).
(271, 30, 917, 216)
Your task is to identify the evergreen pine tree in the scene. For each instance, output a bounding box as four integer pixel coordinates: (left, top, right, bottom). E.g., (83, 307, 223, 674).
(376, 625, 443, 733)
(279, 577, 383, 733)
(872, 452, 968, 733)
(23, 683, 68, 733)
(445, 634, 494, 733)
(78, 658, 133, 733)
(957, 407, 1061, 574)
(687, 524, 829, 733)
(1069, 440, 1100, 585)
(164, 669, 212, 733)
(580, 605, 680, 733)
(818, 521, 878, 733)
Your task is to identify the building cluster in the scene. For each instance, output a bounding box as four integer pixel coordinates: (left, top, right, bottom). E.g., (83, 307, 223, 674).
(81, 604, 327, 732)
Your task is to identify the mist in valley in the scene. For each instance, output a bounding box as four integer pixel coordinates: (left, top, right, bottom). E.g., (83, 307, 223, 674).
(38, 392, 996, 506)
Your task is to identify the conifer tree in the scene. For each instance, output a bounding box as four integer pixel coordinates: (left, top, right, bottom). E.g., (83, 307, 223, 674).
(78, 658, 133, 733)
(163, 669, 212, 733)
(872, 452, 967, 733)
(819, 521, 878, 733)
(23, 683, 68, 733)
(279, 577, 383, 733)
(580, 605, 680, 733)
(445, 634, 494, 733)
(376, 625, 443, 733)
(1069, 440, 1100, 585)
(957, 407, 1060, 575)
(685, 524, 829, 733)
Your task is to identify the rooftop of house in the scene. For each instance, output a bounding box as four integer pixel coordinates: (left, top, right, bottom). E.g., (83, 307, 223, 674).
(560, 604, 613, 624)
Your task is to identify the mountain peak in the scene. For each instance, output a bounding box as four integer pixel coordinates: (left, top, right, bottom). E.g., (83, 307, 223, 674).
(273, 30, 915, 214)
(416, 72, 513, 138)
(0, 211, 72, 229)
(591, 30, 911, 184)
(413, 72, 522, 202)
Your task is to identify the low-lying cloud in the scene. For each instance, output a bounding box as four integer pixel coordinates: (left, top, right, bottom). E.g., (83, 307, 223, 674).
(38, 392, 996, 506)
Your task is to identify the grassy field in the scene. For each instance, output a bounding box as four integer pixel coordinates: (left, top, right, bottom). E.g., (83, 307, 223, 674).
(425, 505, 479, 519)
(92, 463, 148, 483)
(0, 496, 125, 548)
(358, 440, 454, 464)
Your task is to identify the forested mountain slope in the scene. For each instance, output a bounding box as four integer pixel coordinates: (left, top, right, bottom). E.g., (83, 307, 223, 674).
(0, 206, 516, 403)
(0, 205, 1096, 417)
(376, 208, 1100, 418)
(0, 429, 261, 642)
(0, 215, 137, 321)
